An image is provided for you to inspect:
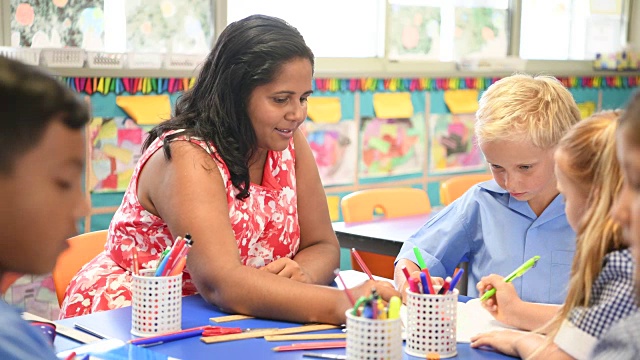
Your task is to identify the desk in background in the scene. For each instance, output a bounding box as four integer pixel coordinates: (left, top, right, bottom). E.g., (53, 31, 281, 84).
(55, 295, 511, 359)
(332, 214, 431, 256)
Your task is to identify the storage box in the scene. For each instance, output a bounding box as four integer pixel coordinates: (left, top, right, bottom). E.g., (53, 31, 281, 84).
(87, 52, 125, 69)
(40, 48, 85, 68)
(0, 47, 41, 66)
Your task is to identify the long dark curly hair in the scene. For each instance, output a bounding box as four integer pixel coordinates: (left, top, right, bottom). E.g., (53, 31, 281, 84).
(143, 14, 314, 200)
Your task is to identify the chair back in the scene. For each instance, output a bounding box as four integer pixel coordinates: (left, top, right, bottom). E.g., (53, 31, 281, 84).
(341, 188, 431, 223)
(439, 174, 493, 206)
(52, 230, 108, 306)
(340, 188, 431, 279)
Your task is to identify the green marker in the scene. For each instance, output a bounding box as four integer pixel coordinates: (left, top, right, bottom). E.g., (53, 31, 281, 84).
(413, 246, 427, 269)
(480, 255, 541, 301)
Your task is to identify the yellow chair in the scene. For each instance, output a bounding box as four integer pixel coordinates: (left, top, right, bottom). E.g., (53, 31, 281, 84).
(439, 173, 493, 206)
(340, 188, 431, 279)
(52, 230, 108, 306)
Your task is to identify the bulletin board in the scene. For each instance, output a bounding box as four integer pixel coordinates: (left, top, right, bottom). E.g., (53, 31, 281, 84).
(63, 74, 639, 231)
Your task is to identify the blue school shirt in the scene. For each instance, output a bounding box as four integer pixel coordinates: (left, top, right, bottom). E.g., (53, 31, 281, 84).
(0, 300, 58, 360)
(396, 180, 575, 304)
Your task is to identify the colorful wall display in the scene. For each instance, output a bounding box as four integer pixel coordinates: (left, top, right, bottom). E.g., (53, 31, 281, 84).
(303, 120, 357, 186)
(89, 116, 149, 193)
(429, 113, 484, 175)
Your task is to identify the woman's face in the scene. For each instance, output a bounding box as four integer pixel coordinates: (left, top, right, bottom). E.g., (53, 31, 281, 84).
(247, 57, 313, 153)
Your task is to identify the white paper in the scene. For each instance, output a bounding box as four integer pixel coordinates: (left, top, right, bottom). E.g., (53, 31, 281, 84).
(455, 298, 525, 342)
(335, 270, 395, 289)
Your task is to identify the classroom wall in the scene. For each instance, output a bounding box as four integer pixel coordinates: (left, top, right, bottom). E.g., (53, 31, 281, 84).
(75, 74, 639, 271)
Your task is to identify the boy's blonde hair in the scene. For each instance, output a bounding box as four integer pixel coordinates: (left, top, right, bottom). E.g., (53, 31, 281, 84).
(544, 111, 623, 344)
(475, 74, 581, 148)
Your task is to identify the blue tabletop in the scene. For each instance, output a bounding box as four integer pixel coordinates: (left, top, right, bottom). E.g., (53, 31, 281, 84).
(55, 294, 513, 360)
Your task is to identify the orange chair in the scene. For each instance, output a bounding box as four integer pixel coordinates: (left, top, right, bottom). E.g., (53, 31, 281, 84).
(52, 230, 108, 306)
(340, 188, 431, 279)
(0, 272, 23, 294)
(439, 173, 493, 206)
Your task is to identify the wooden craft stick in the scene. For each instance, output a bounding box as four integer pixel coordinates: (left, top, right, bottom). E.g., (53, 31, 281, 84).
(264, 333, 346, 341)
(201, 324, 339, 344)
(209, 314, 254, 323)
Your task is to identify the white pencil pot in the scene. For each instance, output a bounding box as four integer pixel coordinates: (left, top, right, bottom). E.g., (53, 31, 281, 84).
(345, 309, 402, 360)
(130, 269, 182, 337)
(405, 288, 458, 358)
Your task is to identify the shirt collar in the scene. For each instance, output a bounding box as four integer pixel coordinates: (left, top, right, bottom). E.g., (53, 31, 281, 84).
(478, 179, 565, 222)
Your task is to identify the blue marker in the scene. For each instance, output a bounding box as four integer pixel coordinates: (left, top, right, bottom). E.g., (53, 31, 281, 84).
(419, 272, 430, 294)
(448, 268, 465, 293)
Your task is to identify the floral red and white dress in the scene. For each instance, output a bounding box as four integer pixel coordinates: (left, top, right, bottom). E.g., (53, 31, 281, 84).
(60, 130, 301, 319)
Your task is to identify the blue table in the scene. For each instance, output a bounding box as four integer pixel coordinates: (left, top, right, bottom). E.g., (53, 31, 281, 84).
(55, 294, 512, 359)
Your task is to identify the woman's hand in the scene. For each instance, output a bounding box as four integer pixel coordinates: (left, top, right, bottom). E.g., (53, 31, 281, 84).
(349, 279, 401, 303)
(260, 257, 314, 284)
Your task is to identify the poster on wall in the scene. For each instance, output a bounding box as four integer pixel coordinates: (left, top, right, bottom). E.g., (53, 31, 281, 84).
(388, 4, 441, 60)
(454, 6, 508, 59)
(10, 0, 105, 48)
(358, 115, 426, 178)
(428, 113, 485, 175)
(301, 120, 357, 186)
(89, 117, 150, 193)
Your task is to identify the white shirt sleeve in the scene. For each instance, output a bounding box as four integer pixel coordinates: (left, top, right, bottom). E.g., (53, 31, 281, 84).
(554, 319, 598, 360)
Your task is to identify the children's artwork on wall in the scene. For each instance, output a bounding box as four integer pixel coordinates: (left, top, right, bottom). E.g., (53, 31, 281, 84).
(90, 117, 149, 193)
(429, 113, 485, 175)
(454, 7, 508, 59)
(301, 120, 357, 186)
(388, 4, 441, 60)
(2, 274, 59, 320)
(10, 0, 105, 48)
(359, 115, 426, 178)
(125, 0, 213, 54)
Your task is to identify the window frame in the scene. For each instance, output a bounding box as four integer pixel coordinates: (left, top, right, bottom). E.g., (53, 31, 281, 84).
(0, 0, 638, 78)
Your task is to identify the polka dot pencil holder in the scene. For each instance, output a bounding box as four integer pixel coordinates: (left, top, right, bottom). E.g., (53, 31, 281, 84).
(345, 309, 403, 360)
(405, 287, 458, 358)
(131, 269, 182, 337)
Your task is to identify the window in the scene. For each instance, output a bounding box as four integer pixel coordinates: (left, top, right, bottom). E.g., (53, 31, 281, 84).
(226, 0, 386, 58)
(387, 0, 509, 61)
(520, 0, 629, 60)
(9, 0, 214, 54)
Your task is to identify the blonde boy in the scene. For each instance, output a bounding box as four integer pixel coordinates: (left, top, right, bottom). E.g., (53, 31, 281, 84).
(0, 57, 89, 359)
(395, 74, 581, 304)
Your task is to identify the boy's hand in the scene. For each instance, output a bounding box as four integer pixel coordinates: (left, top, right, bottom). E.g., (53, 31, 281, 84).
(260, 258, 314, 284)
(476, 274, 523, 327)
(400, 271, 444, 303)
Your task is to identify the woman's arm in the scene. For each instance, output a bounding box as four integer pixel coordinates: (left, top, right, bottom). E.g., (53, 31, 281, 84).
(287, 130, 341, 285)
(138, 140, 392, 324)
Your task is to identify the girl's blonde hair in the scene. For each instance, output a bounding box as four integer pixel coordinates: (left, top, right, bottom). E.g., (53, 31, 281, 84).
(475, 74, 581, 148)
(544, 110, 624, 345)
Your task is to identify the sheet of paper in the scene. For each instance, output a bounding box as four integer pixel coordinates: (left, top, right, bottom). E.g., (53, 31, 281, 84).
(116, 95, 171, 125)
(443, 89, 479, 114)
(335, 270, 394, 289)
(307, 97, 342, 124)
(373, 92, 414, 119)
(456, 298, 524, 342)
